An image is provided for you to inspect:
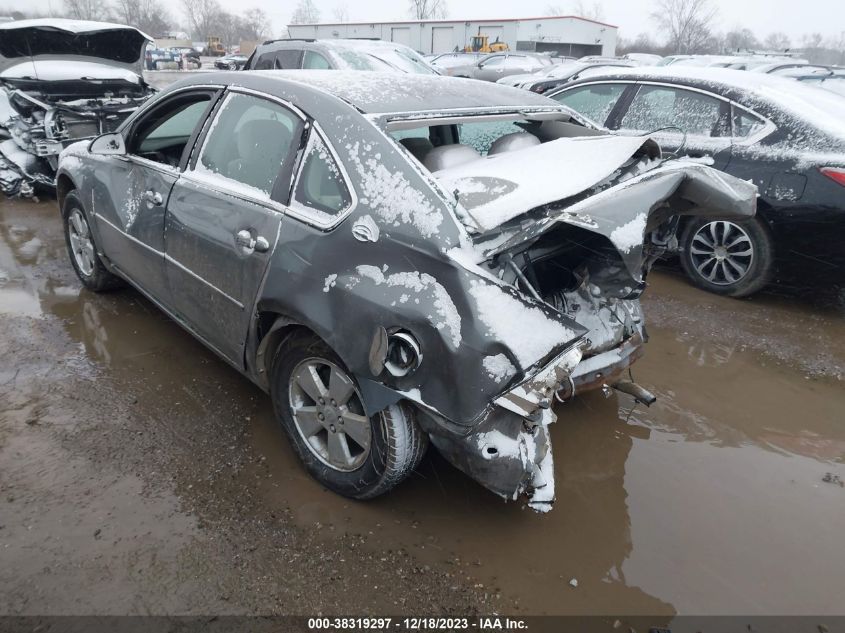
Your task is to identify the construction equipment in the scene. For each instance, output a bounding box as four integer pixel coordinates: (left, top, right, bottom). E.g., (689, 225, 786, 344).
(206, 36, 226, 56)
(464, 29, 509, 54)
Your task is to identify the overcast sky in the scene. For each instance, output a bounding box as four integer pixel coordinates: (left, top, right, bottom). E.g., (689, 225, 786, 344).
(30, 0, 842, 43)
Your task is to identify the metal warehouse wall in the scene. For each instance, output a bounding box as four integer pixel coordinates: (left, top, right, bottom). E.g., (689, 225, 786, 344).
(287, 17, 616, 56)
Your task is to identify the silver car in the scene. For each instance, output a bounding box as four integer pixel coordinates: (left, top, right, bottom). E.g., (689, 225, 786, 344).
(449, 52, 551, 82)
(55, 71, 755, 510)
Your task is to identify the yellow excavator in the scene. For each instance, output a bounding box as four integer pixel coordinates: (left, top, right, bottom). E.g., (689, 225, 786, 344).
(464, 29, 509, 54)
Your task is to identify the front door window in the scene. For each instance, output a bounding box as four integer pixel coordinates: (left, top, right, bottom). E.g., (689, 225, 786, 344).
(129, 93, 212, 168)
(194, 92, 300, 199)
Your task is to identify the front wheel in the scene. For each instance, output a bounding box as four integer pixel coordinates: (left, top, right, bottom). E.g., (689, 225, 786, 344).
(679, 217, 774, 298)
(270, 333, 427, 499)
(62, 191, 124, 292)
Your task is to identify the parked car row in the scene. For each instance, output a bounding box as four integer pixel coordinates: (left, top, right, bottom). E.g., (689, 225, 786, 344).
(145, 45, 202, 70)
(5, 21, 843, 305)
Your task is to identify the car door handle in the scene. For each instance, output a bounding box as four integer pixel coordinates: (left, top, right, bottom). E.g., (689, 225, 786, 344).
(143, 190, 163, 206)
(235, 229, 270, 253)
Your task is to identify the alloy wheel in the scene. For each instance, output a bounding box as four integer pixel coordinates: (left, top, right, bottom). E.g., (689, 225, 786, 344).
(68, 208, 95, 277)
(689, 221, 754, 286)
(288, 358, 372, 472)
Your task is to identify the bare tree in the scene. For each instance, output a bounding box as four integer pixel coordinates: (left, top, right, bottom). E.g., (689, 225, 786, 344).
(63, 0, 108, 20)
(544, 1, 603, 19)
(290, 0, 320, 24)
(651, 0, 718, 54)
(332, 3, 349, 22)
(763, 32, 791, 51)
(243, 7, 270, 40)
(113, 0, 173, 37)
(181, 0, 222, 39)
(574, 0, 605, 21)
(617, 32, 666, 55)
(723, 27, 759, 52)
(407, 0, 447, 20)
(801, 32, 823, 49)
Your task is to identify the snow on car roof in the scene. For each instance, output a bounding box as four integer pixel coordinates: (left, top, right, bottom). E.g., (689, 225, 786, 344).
(580, 66, 845, 140)
(252, 70, 557, 114)
(0, 18, 152, 41)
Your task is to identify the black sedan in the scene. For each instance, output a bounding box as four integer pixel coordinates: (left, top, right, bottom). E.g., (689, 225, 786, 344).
(548, 67, 845, 297)
(214, 54, 248, 70)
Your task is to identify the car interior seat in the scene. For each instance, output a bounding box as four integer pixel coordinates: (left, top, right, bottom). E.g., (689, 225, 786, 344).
(398, 137, 434, 162)
(488, 132, 541, 155)
(227, 119, 292, 193)
(424, 144, 481, 172)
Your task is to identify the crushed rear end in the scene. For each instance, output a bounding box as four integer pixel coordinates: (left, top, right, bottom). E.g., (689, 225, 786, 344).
(428, 134, 756, 509)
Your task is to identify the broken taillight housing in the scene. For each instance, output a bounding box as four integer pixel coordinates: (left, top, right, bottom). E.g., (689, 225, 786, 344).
(384, 331, 422, 377)
(820, 167, 845, 187)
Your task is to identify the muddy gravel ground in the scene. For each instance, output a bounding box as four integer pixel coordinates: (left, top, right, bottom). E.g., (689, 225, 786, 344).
(2, 198, 845, 617)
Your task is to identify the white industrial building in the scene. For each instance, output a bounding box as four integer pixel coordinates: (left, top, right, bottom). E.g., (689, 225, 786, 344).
(287, 15, 618, 57)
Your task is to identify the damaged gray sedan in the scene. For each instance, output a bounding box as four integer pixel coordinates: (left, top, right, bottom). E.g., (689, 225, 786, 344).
(0, 19, 155, 197)
(55, 71, 756, 510)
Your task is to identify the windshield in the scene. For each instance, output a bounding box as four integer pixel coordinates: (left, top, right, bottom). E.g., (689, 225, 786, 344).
(368, 47, 438, 75)
(328, 47, 432, 74)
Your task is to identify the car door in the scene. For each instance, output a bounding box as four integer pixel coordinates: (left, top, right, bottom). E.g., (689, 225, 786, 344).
(474, 54, 506, 81)
(497, 55, 537, 80)
(724, 105, 783, 197)
(89, 88, 219, 303)
(163, 89, 305, 364)
(611, 83, 732, 169)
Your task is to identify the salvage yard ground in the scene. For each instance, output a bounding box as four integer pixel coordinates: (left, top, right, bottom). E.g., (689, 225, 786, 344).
(1, 198, 844, 615)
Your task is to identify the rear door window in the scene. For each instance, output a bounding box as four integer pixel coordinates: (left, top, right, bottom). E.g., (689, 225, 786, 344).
(273, 49, 303, 69)
(732, 107, 767, 139)
(292, 132, 353, 225)
(194, 92, 300, 199)
(303, 50, 331, 69)
(551, 83, 627, 126)
(619, 85, 729, 136)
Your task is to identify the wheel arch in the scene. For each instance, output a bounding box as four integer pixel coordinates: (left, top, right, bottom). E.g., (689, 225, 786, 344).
(253, 311, 318, 391)
(56, 173, 77, 209)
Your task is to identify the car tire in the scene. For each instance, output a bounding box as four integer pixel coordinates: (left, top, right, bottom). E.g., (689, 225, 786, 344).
(227, 62, 237, 70)
(679, 216, 774, 298)
(270, 333, 427, 499)
(62, 191, 124, 292)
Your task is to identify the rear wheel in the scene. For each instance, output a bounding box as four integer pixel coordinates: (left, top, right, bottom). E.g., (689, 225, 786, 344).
(680, 217, 773, 298)
(62, 191, 124, 292)
(270, 333, 427, 499)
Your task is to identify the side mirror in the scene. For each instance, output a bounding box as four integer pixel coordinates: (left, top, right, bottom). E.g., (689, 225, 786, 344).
(89, 132, 126, 156)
